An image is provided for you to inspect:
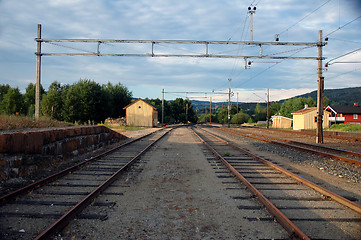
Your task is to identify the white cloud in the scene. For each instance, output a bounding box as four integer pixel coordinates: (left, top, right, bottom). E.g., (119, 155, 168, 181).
(0, 0, 360, 100)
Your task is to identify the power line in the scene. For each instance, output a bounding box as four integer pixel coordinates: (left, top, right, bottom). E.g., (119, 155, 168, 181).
(325, 67, 361, 80)
(234, 45, 314, 88)
(326, 47, 361, 66)
(325, 15, 361, 37)
(278, 0, 331, 36)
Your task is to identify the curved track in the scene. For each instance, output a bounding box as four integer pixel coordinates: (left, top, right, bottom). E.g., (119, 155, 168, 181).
(192, 126, 361, 240)
(0, 128, 170, 240)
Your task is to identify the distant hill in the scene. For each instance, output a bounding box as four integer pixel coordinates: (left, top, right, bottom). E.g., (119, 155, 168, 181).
(294, 87, 361, 106)
(191, 86, 361, 114)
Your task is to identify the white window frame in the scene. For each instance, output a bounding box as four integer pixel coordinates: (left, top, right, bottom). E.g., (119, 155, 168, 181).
(353, 114, 358, 119)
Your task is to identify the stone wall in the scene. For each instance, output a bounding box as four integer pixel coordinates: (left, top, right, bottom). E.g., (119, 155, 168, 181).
(0, 126, 127, 181)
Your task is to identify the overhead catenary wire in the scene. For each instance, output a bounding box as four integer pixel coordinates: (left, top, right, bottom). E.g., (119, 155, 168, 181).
(325, 65, 361, 78)
(326, 47, 361, 66)
(278, 0, 331, 37)
(325, 15, 361, 38)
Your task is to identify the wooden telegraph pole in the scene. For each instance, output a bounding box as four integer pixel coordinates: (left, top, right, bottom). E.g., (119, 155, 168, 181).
(228, 78, 231, 128)
(35, 24, 42, 119)
(209, 97, 212, 124)
(162, 89, 164, 126)
(266, 88, 269, 128)
(316, 30, 324, 144)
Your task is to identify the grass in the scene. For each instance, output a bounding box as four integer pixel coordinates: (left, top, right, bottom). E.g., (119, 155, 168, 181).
(0, 115, 73, 131)
(98, 122, 144, 132)
(327, 123, 361, 132)
(224, 151, 231, 157)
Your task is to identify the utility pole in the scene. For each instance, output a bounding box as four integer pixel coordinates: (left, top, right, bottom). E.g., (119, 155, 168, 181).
(228, 78, 232, 128)
(210, 97, 212, 124)
(248, 6, 256, 42)
(35, 24, 42, 119)
(205, 100, 207, 123)
(316, 30, 324, 143)
(266, 88, 270, 128)
(237, 92, 239, 126)
(162, 88, 164, 126)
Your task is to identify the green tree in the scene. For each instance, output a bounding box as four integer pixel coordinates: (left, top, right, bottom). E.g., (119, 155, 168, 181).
(269, 102, 281, 116)
(41, 81, 64, 120)
(0, 84, 11, 103)
(0, 87, 24, 114)
(216, 105, 237, 124)
(279, 97, 316, 118)
(102, 82, 132, 118)
(23, 83, 44, 116)
(62, 79, 104, 123)
(231, 110, 251, 124)
(254, 103, 267, 122)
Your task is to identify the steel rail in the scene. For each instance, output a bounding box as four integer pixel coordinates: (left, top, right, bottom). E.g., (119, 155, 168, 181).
(34, 128, 171, 240)
(191, 127, 310, 240)
(0, 128, 161, 205)
(221, 127, 361, 158)
(216, 127, 361, 165)
(198, 126, 361, 215)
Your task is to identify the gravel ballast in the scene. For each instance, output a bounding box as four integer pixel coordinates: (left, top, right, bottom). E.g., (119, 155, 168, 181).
(59, 127, 288, 239)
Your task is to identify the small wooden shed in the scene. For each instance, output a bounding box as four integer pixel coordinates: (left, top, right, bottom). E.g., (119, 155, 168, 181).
(272, 115, 293, 129)
(123, 99, 158, 127)
(291, 107, 329, 130)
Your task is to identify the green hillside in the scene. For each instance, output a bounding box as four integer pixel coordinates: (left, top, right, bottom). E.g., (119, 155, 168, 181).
(191, 86, 361, 114)
(294, 87, 361, 106)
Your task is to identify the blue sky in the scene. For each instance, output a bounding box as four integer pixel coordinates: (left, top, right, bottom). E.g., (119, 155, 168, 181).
(0, 0, 360, 102)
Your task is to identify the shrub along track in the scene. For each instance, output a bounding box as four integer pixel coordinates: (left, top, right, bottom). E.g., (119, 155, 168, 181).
(0, 127, 171, 240)
(192, 126, 361, 240)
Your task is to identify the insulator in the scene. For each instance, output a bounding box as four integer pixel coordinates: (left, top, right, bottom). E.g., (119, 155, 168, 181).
(275, 37, 279, 41)
(325, 37, 328, 41)
(248, 61, 251, 65)
(248, 7, 251, 10)
(254, 7, 256, 10)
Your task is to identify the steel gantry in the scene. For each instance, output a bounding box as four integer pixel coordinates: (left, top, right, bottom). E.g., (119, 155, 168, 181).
(34, 24, 326, 143)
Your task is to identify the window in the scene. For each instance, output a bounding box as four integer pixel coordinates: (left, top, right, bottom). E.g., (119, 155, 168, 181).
(354, 114, 358, 119)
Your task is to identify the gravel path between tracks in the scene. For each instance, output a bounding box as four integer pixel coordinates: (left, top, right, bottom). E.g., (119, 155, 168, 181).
(59, 127, 288, 239)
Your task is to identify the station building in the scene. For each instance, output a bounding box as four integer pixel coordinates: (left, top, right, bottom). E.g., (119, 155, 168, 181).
(123, 98, 158, 127)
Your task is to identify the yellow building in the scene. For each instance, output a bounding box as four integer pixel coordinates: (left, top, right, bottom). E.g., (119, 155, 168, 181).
(123, 99, 158, 127)
(272, 115, 293, 128)
(291, 107, 329, 130)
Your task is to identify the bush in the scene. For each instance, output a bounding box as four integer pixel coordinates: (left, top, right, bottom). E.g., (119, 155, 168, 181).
(328, 124, 361, 132)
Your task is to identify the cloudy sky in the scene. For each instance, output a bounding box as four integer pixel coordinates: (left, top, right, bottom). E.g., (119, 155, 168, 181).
(0, 0, 360, 102)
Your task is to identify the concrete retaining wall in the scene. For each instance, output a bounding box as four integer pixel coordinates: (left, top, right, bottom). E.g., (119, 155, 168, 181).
(0, 126, 127, 181)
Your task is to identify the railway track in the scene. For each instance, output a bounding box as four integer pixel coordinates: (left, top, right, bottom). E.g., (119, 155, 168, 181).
(0, 128, 171, 240)
(215, 126, 361, 166)
(192, 126, 361, 240)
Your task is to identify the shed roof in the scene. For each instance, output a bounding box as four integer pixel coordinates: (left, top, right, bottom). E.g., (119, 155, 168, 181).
(123, 98, 158, 111)
(291, 107, 317, 115)
(325, 105, 361, 114)
(272, 115, 293, 121)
